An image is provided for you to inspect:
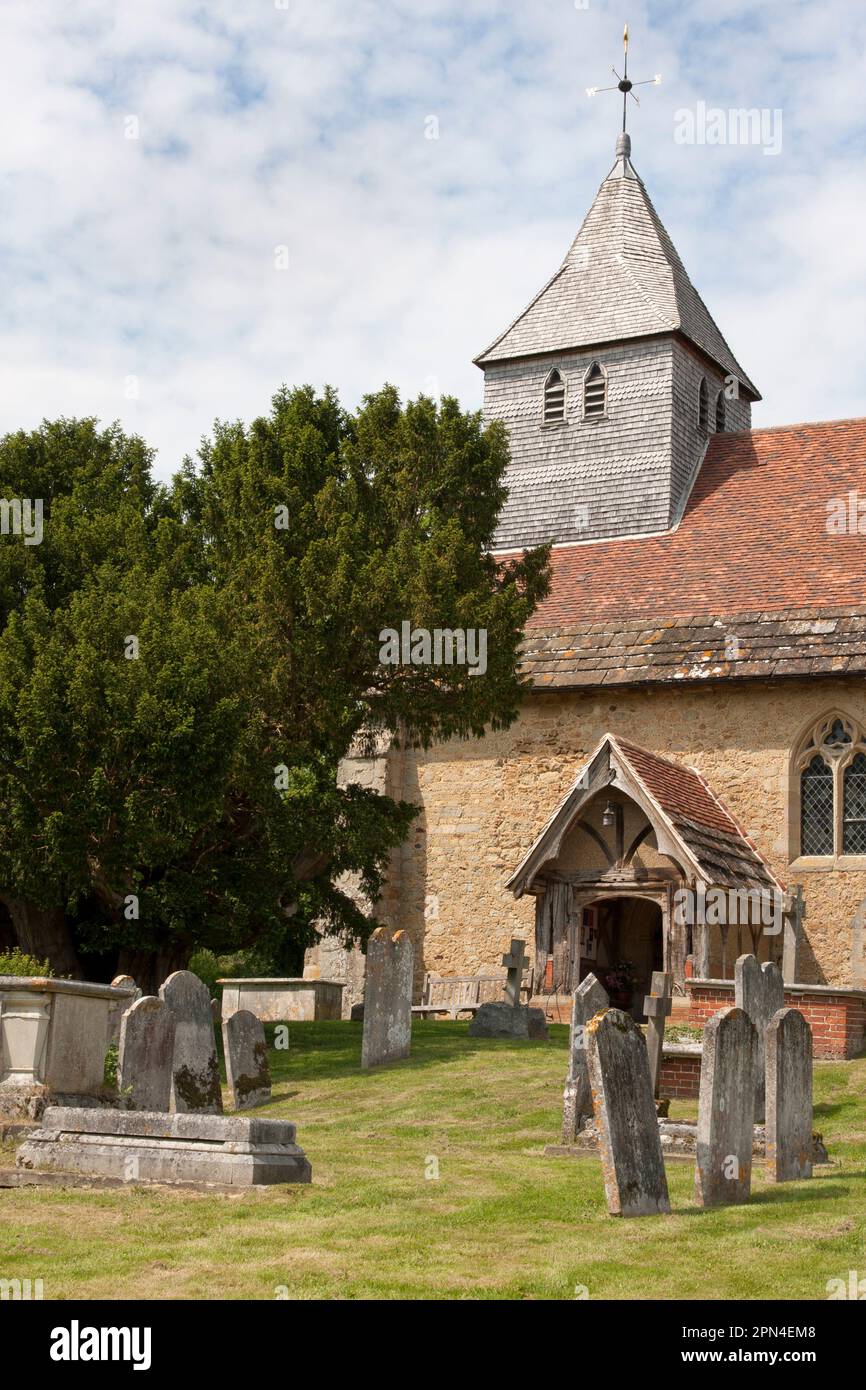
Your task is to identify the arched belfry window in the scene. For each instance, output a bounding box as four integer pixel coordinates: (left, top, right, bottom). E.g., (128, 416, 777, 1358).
(543, 368, 566, 424)
(795, 714, 866, 859)
(715, 390, 726, 433)
(698, 377, 709, 433)
(583, 362, 606, 419)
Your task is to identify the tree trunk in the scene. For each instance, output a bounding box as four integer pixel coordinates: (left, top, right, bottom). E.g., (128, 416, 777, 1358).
(2, 897, 83, 978)
(115, 944, 193, 997)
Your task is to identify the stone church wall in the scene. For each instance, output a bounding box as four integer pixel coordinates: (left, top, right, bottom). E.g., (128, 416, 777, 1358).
(375, 676, 866, 994)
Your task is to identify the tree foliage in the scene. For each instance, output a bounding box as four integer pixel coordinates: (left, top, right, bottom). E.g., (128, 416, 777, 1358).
(0, 390, 549, 980)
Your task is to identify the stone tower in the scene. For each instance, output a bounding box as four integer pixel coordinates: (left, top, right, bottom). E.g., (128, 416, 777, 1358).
(475, 133, 760, 551)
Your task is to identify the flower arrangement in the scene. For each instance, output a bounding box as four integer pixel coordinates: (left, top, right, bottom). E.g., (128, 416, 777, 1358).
(602, 960, 637, 995)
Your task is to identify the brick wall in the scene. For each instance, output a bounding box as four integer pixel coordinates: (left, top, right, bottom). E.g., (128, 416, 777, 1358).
(687, 981, 866, 1060)
(659, 1050, 702, 1099)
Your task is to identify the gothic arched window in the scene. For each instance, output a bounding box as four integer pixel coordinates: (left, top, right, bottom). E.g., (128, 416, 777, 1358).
(698, 377, 709, 433)
(715, 390, 726, 432)
(795, 714, 866, 859)
(583, 362, 606, 419)
(543, 368, 566, 424)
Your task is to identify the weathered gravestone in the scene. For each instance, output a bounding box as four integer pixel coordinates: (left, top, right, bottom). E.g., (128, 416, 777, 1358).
(118, 996, 176, 1112)
(18, 1106, 311, 1186)
(587, 1008, 670, 1217)
(765, 1006, 813, 1183)
(159, 970, 223, 1113)
(694, 1006, 757, 1208)
(468, 1001, 548, 1039)
(735, 954, 784, 1122)
(643, 970, 672, 1100)
(223, 1010, 271, 1111)
(108, 975, 142, 1047)
(562, 973, 609, 1142)
(361, 927, 413, 1068)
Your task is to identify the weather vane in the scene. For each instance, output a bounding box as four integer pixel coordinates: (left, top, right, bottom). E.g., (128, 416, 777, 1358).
(586, 24, 661, 133)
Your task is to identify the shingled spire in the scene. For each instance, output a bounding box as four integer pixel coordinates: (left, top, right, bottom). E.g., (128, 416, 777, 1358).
(476, 134, 756, 394)
(478, 134, 760, 551)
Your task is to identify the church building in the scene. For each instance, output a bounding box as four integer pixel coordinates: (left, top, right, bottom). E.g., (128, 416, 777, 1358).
(310, 129, 866, 1057)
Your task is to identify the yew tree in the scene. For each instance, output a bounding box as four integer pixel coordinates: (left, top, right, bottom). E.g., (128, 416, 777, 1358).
(0, 390, 549, 984)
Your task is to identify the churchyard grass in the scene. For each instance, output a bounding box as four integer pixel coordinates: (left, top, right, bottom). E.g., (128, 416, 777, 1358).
(0, 1021, 864, 1300)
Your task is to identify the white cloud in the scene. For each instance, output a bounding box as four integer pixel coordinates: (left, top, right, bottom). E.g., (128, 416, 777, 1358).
(0, 0, 863, 477)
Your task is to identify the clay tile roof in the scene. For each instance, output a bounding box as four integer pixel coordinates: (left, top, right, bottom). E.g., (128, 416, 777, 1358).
(612, 737, 736, 835)
(514, 417, 866, 689)
(507, 733, 782, 896)
(530, 418, 866, 624)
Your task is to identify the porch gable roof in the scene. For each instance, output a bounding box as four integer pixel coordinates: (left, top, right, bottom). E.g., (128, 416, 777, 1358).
(506, 733, 783, 898)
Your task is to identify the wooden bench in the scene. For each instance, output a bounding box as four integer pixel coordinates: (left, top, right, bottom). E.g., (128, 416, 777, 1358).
(412, 972, 531, 1020)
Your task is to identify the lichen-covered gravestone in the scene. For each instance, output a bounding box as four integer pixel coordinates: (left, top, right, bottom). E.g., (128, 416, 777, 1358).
(694, 1006, 757, 1208)
(734, 954, 784, 1122)
(223, 1009, 271, 1110)
(562, 973, 608, 1143)
(765, 1006, 813, 1183)
(361, 927, 413, 1069)
(159, 970, 223, 1113)
(587, 1008, 670, 1217)
(118, 996, 176, 1112)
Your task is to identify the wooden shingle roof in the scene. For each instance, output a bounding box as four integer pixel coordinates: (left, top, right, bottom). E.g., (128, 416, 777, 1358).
(475, 137, 758, 398)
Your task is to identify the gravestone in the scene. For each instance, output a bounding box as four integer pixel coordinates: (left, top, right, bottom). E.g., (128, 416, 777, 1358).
(223, 1009, 271, 1111)
(694, 1006, 757, 1208)
(117, 996, 176, 1112)
(108, 975, 142, 1047)
(562, 973, 608, 1142)
(159, 970, 223, 1113)
(468, 1001, 548, 1039)
(18, 1106, 311, 1186)
(361, 927, 413, 1068)
(586, 1008, 670, 1217)
(735, 954, 784, 1121)
(765, 1006, 813, 1183)
(501, 938, 528, 1007)
(643, 970, 672, 1099)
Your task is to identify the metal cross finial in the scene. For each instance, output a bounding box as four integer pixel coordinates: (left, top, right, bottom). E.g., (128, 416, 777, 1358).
(586, 23, 661, 135)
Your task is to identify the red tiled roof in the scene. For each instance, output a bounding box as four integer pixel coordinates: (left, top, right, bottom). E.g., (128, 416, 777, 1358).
(523, 418, 866, 627)
(613, 737, 737, 835)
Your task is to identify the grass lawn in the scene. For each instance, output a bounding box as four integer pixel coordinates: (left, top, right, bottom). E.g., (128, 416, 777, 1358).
(1, 1020, 864, 1300)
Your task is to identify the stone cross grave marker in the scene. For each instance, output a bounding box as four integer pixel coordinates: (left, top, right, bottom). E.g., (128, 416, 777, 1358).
(502, 938, 528, 1007)
(562, 972, 609, 1143)
(694, 1006, 758, 1208)
(765, 1006, 813, 1183)
(361, 927, 413, 1068)
(223, 1009, 272, 1111)
(643, 970, 672, 1099)
(734, 954, 784, 1122)
(118, 996, 176, 1112)
(587, 1007, 671, 1217)
(159, 970, 223, 1114)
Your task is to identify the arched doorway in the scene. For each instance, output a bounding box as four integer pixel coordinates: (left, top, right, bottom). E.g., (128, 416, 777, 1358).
(580, 895, 664, 1019)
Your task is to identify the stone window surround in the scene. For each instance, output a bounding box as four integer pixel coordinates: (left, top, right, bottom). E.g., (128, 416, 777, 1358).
(788, 709, 866, 871)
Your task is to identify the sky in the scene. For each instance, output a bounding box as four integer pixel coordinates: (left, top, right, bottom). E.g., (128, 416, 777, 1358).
(1, 0, 865, 480)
